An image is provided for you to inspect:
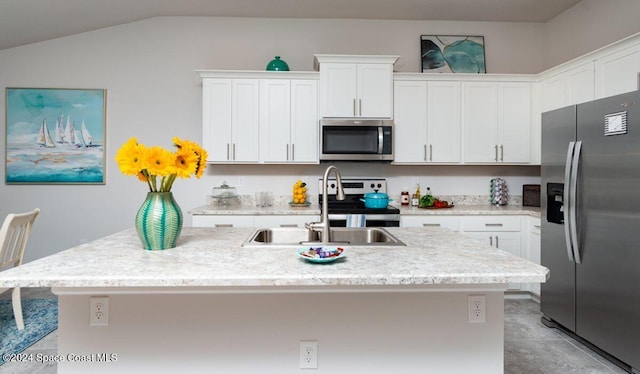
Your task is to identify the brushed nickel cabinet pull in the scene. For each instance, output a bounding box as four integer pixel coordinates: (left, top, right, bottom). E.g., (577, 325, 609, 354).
(292, 144, 295, 161)
(359, 99, 362, 116)
(429, 144, 433, 161)
(489, 236, 493, 246)
(280, 224, 298, 228)
(422, 223, 441, 227)
(353, 98, 357, 116)
(500, 145, 504, 162)
(286, 144, 289, 161)
(226, 143, 230, 160)
(233, 143, 236, 160)
(496, 235, 500, 248)
(494, 145, 499, 162)
(485, 223, 504, 227)
(424, 144, 427, 161)
(215, 224, 233, 228)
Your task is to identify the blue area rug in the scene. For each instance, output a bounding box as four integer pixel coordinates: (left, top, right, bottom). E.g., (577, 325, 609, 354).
(0, 298, 58, 365)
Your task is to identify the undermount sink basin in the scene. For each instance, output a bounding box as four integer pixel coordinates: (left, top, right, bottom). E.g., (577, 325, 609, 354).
(242, 227, 405, 247)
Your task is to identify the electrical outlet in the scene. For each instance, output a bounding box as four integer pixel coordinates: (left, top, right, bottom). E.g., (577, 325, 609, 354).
(90, 296, 109, 326)
(468, 295, 486, 323)
(299, 340, 318, 369)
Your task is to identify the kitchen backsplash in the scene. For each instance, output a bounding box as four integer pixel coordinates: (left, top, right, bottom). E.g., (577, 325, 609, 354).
(205, 194, 523, 207)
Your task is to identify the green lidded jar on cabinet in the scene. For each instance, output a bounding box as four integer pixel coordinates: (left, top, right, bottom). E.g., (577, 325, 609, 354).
(266, 56, 290, 71)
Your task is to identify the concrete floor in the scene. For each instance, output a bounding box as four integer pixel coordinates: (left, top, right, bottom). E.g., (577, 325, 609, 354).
(0, 290, 631, 373)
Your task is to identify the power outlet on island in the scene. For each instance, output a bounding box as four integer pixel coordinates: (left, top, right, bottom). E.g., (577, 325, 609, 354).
(468, 295, 486, 323)
(90, 296, 110, 326)
(299, 340, 318, 369)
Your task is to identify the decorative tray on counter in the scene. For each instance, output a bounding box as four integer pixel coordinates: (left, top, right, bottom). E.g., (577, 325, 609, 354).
(288, 202, 312, 207)
(297, 247, 345, 263)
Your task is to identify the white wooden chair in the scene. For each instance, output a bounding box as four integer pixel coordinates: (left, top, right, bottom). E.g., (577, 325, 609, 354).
(0, 208, 40, 330)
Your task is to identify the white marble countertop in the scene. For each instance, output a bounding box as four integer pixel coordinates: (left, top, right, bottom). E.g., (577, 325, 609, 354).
(0, 227, 548, 289)
(189, 203, 540, 218)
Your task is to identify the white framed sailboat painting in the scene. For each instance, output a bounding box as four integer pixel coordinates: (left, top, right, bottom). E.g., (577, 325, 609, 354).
(5, 88, 106, 184)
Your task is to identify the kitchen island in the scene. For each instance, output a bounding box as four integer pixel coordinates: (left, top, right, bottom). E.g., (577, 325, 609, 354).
(0, 227, 548, 373)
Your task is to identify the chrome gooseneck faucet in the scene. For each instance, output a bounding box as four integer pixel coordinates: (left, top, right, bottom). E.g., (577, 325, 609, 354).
(306, 165, 345, 243)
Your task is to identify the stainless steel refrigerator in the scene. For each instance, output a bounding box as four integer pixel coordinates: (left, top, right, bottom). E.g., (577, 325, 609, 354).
(541, 90, 640, 372)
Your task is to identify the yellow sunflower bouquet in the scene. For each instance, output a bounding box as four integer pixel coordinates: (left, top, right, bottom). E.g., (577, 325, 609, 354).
(115, 137, 208, 192)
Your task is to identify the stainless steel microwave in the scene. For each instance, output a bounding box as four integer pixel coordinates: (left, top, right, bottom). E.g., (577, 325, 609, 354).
(320, 119, 394, 161)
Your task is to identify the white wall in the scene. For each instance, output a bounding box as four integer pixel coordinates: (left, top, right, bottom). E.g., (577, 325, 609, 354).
(544, 0, 640, 69)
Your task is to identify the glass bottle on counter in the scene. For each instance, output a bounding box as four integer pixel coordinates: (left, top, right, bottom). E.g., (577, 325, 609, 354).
(411, 184, 420, 207)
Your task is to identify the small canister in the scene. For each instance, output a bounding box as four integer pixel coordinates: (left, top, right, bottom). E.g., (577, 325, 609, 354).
(401, 190, 410, 206)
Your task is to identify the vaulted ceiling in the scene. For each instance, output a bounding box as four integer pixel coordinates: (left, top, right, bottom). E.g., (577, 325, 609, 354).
(0, 0, 582, 51)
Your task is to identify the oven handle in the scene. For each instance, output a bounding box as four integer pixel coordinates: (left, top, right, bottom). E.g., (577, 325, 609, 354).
(378, 127, 384, 154)
(327, 214, 400, 221)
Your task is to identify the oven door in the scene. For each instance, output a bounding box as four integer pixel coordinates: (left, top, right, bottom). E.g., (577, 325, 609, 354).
(328, 214, 400, 227)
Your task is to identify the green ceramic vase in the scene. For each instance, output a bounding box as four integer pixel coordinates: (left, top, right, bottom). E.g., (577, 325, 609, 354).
(135, 192, 183, 250)
(266, 56, 290, 71)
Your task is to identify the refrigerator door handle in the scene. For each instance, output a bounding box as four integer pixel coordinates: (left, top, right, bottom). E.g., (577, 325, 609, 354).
(564, 141, 576, 262)
(570, 140, 583, 264)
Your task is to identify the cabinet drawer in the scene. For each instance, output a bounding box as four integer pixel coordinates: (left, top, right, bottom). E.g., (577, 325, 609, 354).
(462, 216, 521, 231)
(192, 215, 255, 228)
(529, 217, 541, 234)
(401, 216, 460, 231)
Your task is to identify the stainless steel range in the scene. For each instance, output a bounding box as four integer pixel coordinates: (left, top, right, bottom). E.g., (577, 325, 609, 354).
(318, 178, 400, 227)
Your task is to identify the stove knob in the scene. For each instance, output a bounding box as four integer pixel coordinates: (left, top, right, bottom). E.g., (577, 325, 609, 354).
(370, 183, 375, 188)
(330, 183, 335, 189)
(377, 183, 382, 188)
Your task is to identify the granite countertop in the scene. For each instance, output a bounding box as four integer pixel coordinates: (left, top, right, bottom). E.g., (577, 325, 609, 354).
(189, 203, 540, 218)
(0, 227, 548, 289)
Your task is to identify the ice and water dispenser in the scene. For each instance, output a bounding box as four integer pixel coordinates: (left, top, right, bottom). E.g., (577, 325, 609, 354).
(547, 183, 564, 224)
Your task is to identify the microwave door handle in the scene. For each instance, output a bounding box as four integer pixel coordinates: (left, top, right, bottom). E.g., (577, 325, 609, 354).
(378, 127, 384, 154)
(570, 140, 582, 264)
(563, 141, 576, 263)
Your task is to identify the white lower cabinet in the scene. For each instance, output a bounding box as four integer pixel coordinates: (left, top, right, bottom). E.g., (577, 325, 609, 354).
(524, 217, 541, 297)
(400, 216, 460, 231)
(192, 215, 319, 228)
(254, 215, 319, 228)
(192, 215, 255, 228)
(460, 216, 522, 291)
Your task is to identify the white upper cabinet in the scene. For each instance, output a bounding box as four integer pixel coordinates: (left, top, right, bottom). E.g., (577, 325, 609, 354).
(463, 81, 531, 163)
(202, 78, 259, 163)
(260, 79, 318, 163)
(393, 80, 461, 163)
(315, 55, 399, 118)
(541, 62, 594, 112)
(595, 44, 640, 99)
(393, 80, 428, 163)
(498, 82, 531, 163)
(463, 82, 499, 163)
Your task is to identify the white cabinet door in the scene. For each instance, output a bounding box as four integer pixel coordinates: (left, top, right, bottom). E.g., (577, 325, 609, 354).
(526, 217, 541, 296)
(231, 79, 260, 162)
(202, 79, 233, 162)
(254, 215, 319, 228)
(357, 63, 394, 118)
(260, 79, 291, 162)
(595, 44, 640, 99)
(393, 81, 428, 163)
(463, 82, 498, 162)
(428, 81, 461, 162)
(498, 82, 530, 163)
(567, 62, 595, 105)
(320, 63, 358, 117)
(320, 63, 393, 118)
(401, 216, 460, 231)
(192, 215, 255, 228)
(541, 73, 568, 112)
(290, 80, 319, 163)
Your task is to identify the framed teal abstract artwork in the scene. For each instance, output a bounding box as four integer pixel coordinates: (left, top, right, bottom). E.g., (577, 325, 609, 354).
(5, 88, 106, 184)
(421, 35, 486, 73)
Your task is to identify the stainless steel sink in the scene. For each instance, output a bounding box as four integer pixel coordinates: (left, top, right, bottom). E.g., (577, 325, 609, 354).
(242, 227, 405, 247)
